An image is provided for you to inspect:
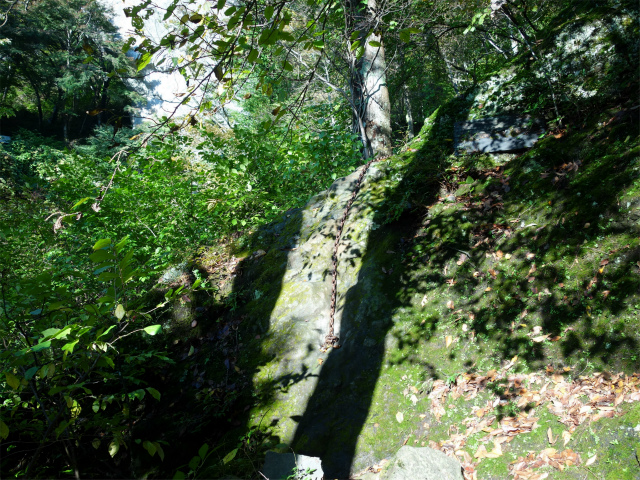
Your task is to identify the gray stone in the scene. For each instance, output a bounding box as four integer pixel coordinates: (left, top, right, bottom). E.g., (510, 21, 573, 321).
(380, 447, 464, 480)
(261, 452, 324, 480)
(0, 135, 10, 144)
(454, 116, 544, 154)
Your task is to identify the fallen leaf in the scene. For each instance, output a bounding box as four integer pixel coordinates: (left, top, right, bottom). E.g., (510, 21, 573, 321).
(457, 254, 468, 265)
(462, 323, 468, 332)
(489, 269, 497, 278)
(562, 431, 571, 446)
(445, 335, 453, 348)
(526, 252, 536, 260)
(547, 428, 557, 445)
(446, 300, 455, 310)
(532, 334, 550, 343)
(410, 394, 418, 406)
(585, 454, 597, 466)
(599, 258, 609, 266)
(496, 250, 504, 260)
(396, 412, 404, 423)
(474, 445, 488, 459)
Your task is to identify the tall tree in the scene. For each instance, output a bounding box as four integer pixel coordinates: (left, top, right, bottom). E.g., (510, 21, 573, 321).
(0, 0, 141, 138)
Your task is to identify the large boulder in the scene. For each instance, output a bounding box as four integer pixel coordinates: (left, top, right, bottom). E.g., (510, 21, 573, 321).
(261, 451, 324, 480)
(380, 447, 464, 480)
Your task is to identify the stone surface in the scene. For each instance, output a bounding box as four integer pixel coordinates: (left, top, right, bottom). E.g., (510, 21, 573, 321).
(380, 447, 464, 480)
(0, 135, 10, 144)
(454, 116, 544, 154)
(241, 159, 407, 477)
(262, 452, 324, 480)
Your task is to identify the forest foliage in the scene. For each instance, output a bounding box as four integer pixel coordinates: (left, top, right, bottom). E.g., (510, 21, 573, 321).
(0, 0, 638, 477)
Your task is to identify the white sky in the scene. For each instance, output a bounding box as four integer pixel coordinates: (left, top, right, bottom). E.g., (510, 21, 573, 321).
(101, 0, 191, 123)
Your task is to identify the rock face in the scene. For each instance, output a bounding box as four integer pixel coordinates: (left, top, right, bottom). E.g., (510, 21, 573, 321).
(454, 116, 544, 154)
(241, 157, 409, 477)
(261, 452, 324, 480)
(379, 447, 464, 480)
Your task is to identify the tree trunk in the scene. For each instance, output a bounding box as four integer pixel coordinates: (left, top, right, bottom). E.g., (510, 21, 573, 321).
(347, 0, 392, 159)
(402, 84, 414, 140)
(31, 81, 43, 131)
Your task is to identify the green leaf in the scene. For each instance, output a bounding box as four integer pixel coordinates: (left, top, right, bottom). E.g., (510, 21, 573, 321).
(103, 356, 115, 369)
(264, 5, 274, 20)
(188, 455, 201, 471)
(143, 325, 162, 336)
(92, 438, 100, 449)
(146, 387, 161, 401)
(41, 327, 60, 338)
(97, 272, 119, 282)
(55, 420, 69, 439)
(143, 440, 157, 457)
(214, 65, 223, 80)
(222, 448, 237, 464)
(155, 442, 165, 461)
(247, 48, 259, 63)
(137, 53, 153, 72)
(216, 0, 225, 9)
(97, 325, 116, 339)
(282, 61, 293, 72)
(71, 197, 91, 211)
(24, 367, 38, 380)
(173, 471, 186, 480)
(5, 373, 20, 389)
(115, 304, 126, 320)
(368, 40, 381, 47)
(0, 419, 9, 440)
(108, 440, 120, 457)
(399, 30, 410, 43)
(31, 341, 51, 353)
(61, 340, 79, 354)
(120, 250, 134, 269)
(90, 250, 114, 263)
(114, 236, 130, 253)
(198, 443, 209, 459)
(93, 238, 112, 251)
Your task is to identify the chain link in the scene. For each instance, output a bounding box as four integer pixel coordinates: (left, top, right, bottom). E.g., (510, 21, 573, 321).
(322, 155, 390, 350)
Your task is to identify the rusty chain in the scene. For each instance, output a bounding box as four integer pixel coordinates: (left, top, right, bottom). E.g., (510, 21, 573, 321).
(323, 155, 390, 350)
